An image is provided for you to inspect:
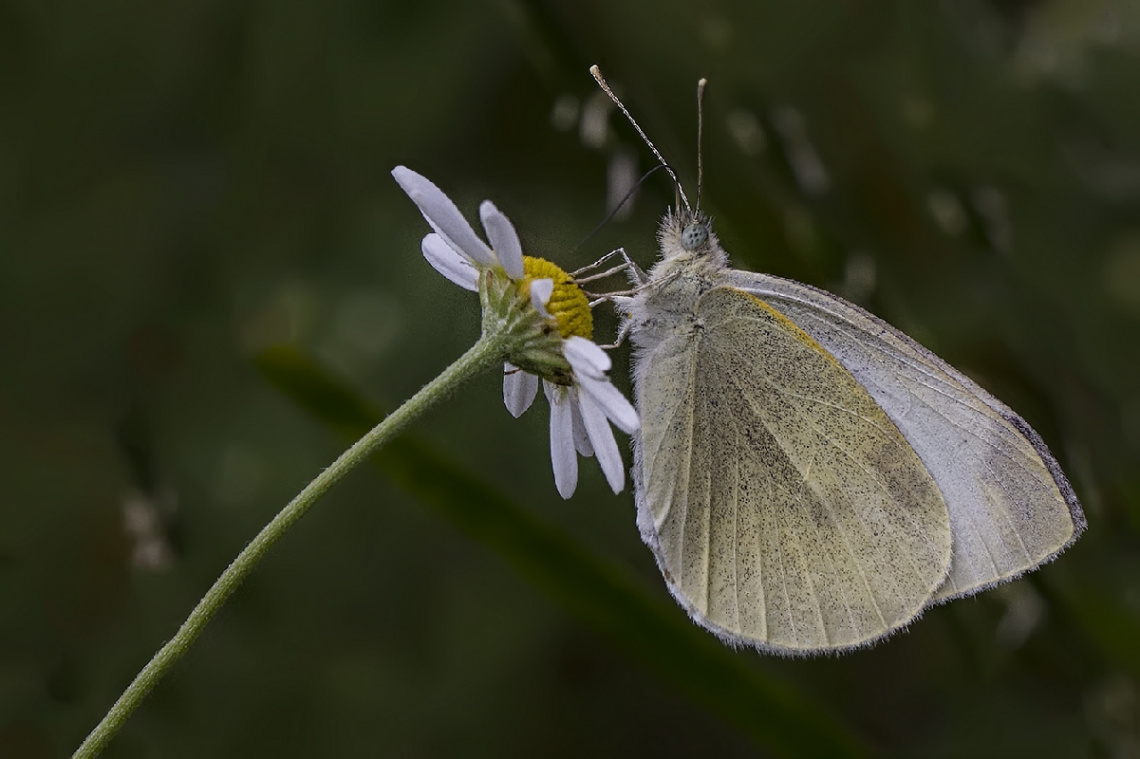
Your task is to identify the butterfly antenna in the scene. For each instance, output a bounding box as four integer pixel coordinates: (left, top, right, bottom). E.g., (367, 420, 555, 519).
(590, 65, 692, 214)
(696, 77, 707, 211)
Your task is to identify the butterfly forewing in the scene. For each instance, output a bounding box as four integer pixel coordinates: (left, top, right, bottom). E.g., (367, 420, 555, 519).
(635, 286, 952, 652)
(721, 270, 1085, 603)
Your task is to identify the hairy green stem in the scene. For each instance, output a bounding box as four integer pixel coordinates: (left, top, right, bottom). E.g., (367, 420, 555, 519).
(75, 334, 507, 758)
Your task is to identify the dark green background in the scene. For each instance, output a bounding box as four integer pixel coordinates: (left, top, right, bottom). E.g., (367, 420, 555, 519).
(3, 1, 1139, 756)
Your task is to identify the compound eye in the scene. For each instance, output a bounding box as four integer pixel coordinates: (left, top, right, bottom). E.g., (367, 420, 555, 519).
(681, 222, 709, 251)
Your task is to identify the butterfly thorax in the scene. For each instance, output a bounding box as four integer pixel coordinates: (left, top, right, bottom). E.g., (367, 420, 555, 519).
(627, 213, 728, 352)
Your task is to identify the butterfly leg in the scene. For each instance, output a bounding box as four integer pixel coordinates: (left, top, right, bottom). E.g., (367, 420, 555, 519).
(585, 268, 681, 303)
(571, 248, 647, 286)
(574, 262, 633, 283)
(595, 307, 635, 350)
(570, 248, 627, 277)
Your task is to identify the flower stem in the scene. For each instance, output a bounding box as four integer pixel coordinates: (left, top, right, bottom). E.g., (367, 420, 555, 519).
(75, 334, 508, 758)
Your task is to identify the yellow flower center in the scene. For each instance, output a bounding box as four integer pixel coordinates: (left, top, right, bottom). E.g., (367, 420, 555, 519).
(520, 256, 593, 340)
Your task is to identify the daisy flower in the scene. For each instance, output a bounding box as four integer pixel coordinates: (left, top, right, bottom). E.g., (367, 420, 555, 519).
(393, 166, 639, 498)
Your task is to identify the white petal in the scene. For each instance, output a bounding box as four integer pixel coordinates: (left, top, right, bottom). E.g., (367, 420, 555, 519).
(479, 201, 525, 279)
(544, 382, 578, 499)
(392, 167, 495, 268)
(577, 373, 640, 434)
(577, 390, 624, 494)
(529, 278, 554, 319)
(503, 364, 538, 417)
(422, 234, 479, 291)
(564, 336, 611, 377)
(570, 397, 594, 457)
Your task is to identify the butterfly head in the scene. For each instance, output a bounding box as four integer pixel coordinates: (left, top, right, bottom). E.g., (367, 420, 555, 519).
(681, 219, 710, 251)
(658, 210, 724, 269)
(675, 208, 714, 251)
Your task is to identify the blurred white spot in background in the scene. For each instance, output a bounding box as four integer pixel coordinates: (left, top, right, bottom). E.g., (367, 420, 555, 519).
(727, 108, 767, 156)
(580, 91, 613, 150)
(928, 188, 968, 237)
(770, 106, 830, 196)
(972, 185, 1012, 253)
(840, 250, 877, 305)
(122, 490, 176, 571)
(550, 92, 579, 132)
(994, 583, 1047, 650)
(606, 148, 638, 221)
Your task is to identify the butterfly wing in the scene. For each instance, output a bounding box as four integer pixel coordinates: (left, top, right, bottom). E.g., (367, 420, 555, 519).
(633, 285, 952, 653)
(720, 269, 1085, 604)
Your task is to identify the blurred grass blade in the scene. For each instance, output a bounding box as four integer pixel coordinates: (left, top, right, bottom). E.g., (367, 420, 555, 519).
(255, 345, 871, 758)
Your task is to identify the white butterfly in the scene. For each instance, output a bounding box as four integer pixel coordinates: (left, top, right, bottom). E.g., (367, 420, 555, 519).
(591, 66, 1086, 655)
